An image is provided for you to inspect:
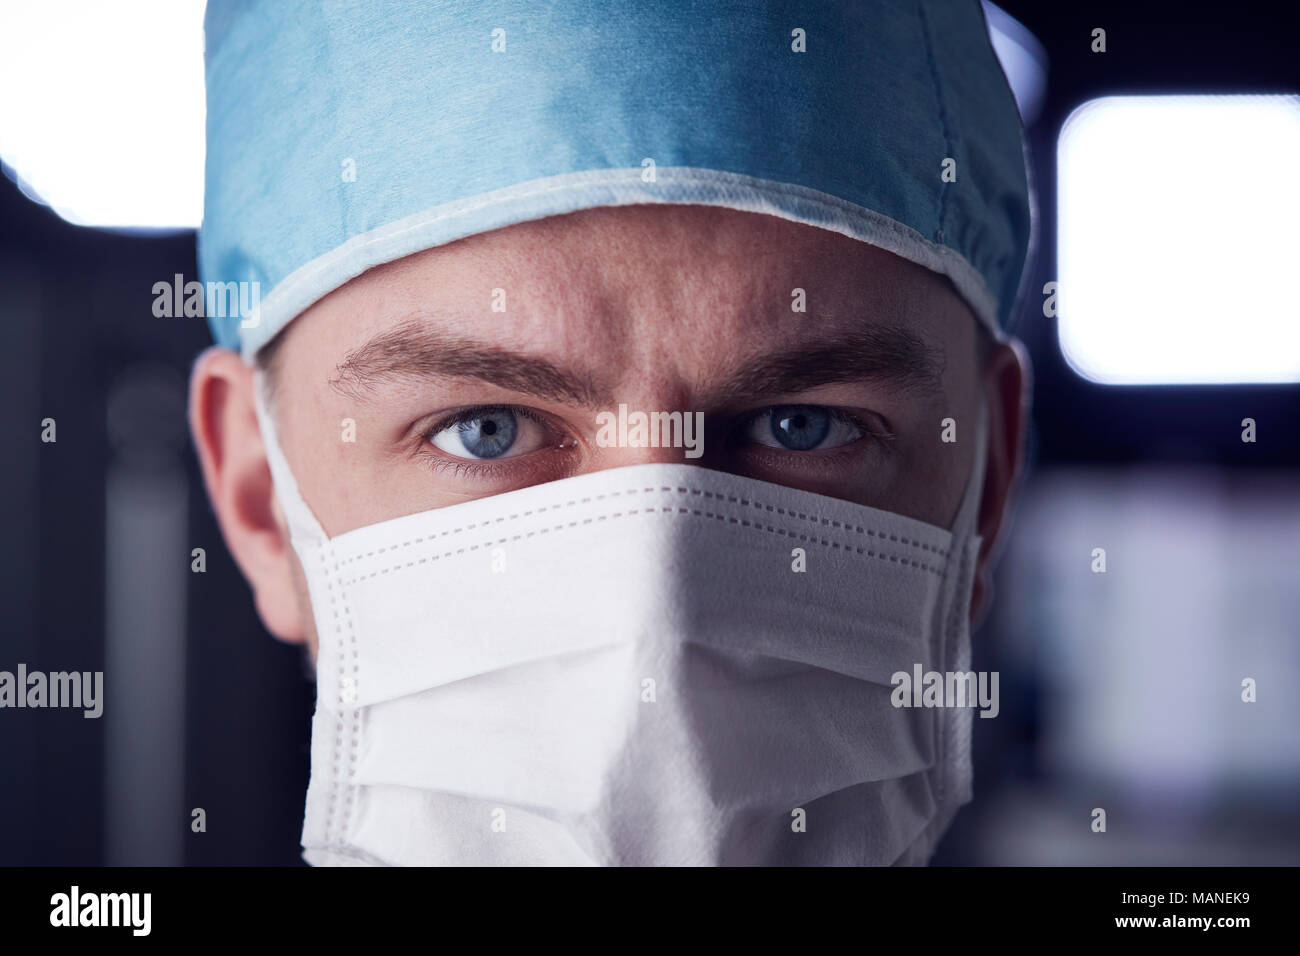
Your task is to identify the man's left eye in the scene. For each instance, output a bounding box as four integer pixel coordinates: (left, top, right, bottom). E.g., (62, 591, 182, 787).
(742, 405, 864, 451)
(429, 407, 551, 460)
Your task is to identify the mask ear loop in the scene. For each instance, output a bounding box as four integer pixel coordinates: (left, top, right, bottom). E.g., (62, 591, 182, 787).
(939, 395, 990, 831)
(951, 395, 990, 538)
(252, 368, 330, 551)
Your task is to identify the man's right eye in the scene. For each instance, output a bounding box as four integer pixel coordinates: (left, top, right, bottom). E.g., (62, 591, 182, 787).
(428, 406, 553, 460)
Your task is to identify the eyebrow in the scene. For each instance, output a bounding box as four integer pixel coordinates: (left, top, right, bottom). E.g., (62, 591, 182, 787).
(708, 323, 945, 403)
(329, 321, 613, 406)
(328, 319, 945, 406)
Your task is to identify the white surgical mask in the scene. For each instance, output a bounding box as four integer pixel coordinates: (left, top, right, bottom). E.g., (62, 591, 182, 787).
(255, 380, 986, 866)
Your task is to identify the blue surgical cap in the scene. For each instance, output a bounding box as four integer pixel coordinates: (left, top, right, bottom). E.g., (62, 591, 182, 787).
(200, 0, 1032, 359)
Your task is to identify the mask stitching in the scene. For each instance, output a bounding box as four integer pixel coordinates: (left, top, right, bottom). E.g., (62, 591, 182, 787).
(337, 546, 362, 852)
(337, 505, 946, 588)
(317, 545, 345, 848)
(331, 485, 950, 568)
(308, 843, 393, 867)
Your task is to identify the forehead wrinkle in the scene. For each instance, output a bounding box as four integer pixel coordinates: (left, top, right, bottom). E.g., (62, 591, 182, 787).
(328, 318, 614, 407)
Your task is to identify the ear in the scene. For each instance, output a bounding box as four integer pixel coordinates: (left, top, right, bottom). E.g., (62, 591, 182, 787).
(970, 338, 1031, 627)
(188, 346, 306, 643)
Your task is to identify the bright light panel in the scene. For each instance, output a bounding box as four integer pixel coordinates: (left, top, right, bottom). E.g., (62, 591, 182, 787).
(0, 0, 206, 230)
(1057, 95, 1300, 385)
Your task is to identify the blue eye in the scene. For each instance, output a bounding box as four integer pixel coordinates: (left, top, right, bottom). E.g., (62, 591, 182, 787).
(430, 408, 533, 460)
(770, 406, 829, 450)
(745, 405, 864, 451)
(456, 410, 517, 458)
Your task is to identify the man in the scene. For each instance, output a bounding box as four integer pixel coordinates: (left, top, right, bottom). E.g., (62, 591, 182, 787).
(190, 0, 1032, 865)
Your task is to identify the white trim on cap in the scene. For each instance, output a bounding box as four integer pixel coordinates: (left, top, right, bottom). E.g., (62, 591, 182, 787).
(239, 166, 1005, 360)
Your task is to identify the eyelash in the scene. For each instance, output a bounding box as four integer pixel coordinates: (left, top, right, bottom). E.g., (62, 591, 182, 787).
(421, 455, 518, 480)
(731, 406, 892, 448)
(426, 403, 550, 436)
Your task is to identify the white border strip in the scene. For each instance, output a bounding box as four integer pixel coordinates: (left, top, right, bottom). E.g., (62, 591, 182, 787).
(239, 166, 1003, 359)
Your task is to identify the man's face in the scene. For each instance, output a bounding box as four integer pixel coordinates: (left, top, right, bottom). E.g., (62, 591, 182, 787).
(192, 204, 1025, 657)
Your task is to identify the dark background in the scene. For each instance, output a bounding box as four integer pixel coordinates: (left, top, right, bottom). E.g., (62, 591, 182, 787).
(1, 0, 1297, 865)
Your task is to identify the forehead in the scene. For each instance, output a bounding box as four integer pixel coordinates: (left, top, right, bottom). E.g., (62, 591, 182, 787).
(273, 204, 974, 380)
